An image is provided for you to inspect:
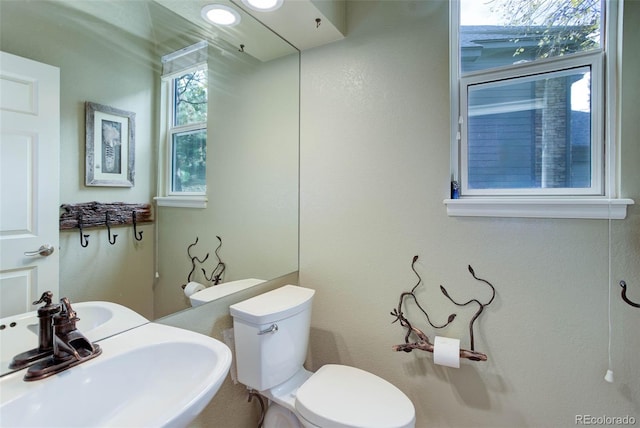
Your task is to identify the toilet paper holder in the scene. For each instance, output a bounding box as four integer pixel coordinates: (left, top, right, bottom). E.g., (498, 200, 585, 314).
(390, 255, 496, 362)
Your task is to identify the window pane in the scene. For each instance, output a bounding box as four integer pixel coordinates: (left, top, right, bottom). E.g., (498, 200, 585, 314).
(460, 0, 601, 74)
(466, 67, 591, 191)
(173, 69, 207, 127)
(171, 129, 207, 193)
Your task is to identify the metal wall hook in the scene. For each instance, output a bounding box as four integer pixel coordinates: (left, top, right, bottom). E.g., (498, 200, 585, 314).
(77, 215, 89, 247)
(620, 280, 640, 308)
(132, 211, 143, 241)
(105, 212, 118, 245)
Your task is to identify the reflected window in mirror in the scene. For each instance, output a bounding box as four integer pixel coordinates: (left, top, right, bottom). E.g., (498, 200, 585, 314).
(157, 41, 209, 208)
(170, 69, 207, 194)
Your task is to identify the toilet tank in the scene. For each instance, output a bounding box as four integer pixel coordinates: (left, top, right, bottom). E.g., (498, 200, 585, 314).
(229, 285, 315, 391)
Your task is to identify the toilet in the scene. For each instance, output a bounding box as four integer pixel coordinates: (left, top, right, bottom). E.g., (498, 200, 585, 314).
(229, 285, 416, 428)
(189, 278, 265, 307)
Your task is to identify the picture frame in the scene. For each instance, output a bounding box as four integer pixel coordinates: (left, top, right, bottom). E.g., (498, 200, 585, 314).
(85, 101, 135, 187)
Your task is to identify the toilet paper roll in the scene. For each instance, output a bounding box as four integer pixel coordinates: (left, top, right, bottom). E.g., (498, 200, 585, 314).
(183, 281, 206, 298)
(433, 336, 460, 368)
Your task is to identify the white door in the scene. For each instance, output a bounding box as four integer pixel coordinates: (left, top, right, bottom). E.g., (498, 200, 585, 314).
(0, 51, 60, 318)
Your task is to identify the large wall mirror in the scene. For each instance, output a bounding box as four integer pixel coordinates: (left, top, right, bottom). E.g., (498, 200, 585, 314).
(0, 0, 299, 375)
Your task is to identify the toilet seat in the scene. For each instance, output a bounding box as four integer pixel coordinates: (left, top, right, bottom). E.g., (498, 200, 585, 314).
(295, 365, 415, 428)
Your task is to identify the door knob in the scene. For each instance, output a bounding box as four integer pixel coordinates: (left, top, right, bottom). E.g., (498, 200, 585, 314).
(24, 244, 55, 257)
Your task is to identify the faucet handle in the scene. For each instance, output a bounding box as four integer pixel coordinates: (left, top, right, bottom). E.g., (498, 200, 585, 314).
(33, 291, 54, 306)
(33, 291, 61, 317)
(58, 297, 79, 321)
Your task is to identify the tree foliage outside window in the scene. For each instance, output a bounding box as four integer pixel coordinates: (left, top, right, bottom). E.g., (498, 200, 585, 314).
(172, 130, 206, 193)
(174, 69, 207, 126)
(489, 0, 601, 59)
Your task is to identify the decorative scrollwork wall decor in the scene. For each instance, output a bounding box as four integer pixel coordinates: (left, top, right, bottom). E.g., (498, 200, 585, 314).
(181, 236, 226, 289)
(390, 255, 496, 362)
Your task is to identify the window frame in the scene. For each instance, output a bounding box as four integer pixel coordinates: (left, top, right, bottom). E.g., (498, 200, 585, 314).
(460, 51, 603, 197)
(167, 64, 208, 197)
(446, 0, 633, 219)
(155, 50, 209, 209)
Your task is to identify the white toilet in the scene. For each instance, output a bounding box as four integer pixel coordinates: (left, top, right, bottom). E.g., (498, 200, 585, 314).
(229, 285, 416, 428)
(189, 278, 265, 307)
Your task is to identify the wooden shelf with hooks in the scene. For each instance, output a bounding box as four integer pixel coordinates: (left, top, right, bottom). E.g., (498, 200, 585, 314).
(59, 202, 153, 230)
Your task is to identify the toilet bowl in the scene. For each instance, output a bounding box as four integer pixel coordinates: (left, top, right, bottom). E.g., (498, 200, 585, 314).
(263, 403, 301, 428)
(230, 285, 415, 428)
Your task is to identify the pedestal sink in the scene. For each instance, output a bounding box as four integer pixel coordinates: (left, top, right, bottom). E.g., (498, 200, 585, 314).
(0, 323, 232, 428)
(0, 301, 149, 374)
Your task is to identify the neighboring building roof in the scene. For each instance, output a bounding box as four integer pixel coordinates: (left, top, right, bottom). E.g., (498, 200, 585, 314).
(460, 25, 590, 48)
(460, 25, 594, 69)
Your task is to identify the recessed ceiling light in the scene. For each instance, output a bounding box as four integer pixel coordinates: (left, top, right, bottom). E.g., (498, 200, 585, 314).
(201, 4, 241, 26)
(241, 0, 283, 12)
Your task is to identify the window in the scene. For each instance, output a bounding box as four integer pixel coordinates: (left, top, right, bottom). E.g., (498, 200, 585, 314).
(156, 41, 209, 208)
(169, 68, 207, 194)
(462, 53, 601, 196)
(448, 0, 632, 218)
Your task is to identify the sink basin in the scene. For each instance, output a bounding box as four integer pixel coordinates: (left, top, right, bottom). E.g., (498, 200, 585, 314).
(0, 323, 232, 428)
(0, 301, 149, 374)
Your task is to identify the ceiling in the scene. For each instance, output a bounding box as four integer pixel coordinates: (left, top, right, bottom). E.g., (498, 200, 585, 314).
(56, 0, 346, 62)
(155, 0, 346, 61)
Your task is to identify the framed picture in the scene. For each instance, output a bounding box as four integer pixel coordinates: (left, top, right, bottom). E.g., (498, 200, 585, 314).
(85, 101, 135, 187)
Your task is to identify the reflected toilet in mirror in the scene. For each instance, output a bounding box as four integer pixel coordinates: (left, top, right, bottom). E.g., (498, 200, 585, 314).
(187, 278, 266, 307)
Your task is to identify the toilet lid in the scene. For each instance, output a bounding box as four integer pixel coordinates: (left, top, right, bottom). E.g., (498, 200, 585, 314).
(295, 365, 415, 428)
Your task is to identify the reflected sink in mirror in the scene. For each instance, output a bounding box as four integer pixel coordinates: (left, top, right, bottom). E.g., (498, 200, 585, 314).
(0, 323, 231, 428)
(0, 301, 148, 374)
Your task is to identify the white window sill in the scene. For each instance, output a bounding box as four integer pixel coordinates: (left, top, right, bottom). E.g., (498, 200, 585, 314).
(154, 195, 208, 209)
(443, 198, 634, 219)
